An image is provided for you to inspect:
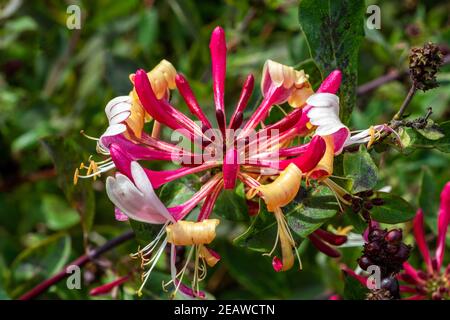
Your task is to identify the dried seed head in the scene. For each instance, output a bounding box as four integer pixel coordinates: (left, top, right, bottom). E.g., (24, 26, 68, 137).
(366, 288, 393, 300)
(409, 42, 443, 91)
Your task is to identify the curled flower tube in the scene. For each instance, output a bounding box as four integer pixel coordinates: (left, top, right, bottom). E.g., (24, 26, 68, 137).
(105, 161, 220, 298)
(255, 163, 303, 272)
(306, 93, 350, 155)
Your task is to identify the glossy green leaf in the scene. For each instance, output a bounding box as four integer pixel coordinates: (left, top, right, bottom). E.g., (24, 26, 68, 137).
(415, 119, 445, 141)
(41, 195, 81, 231)
(434, 121, 450, 153)
(343, 145, 378, 193)
(220, 242, 290, 299)
(298, 0, 365, 123)
(159, 176, 200, 217)
(343, 273, 368, 300)
(214, 183, 249, 222)
(128, 220, 162, 247)
(370, 192, 415, 224)
(398, 121, 450, 154)
(234, 185, 338, 252)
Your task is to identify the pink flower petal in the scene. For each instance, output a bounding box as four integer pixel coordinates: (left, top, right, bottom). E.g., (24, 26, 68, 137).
(272, 256, 283, 272)
(223, 147, 239, 189)
(210, 26, 227, 132)
(198, 181, 223, 221)
(317, 70, 342, 94)
(134, 69, 202, 142)
(413, 209, 434, 273)
(169, 175, 222, 221)
(114, 207, 129, 221)
(313, 229, 347, 246)
(309, 233, 341, 258)
(340, 264, 367, 286)
(89, 275, 130, 296)
(436, 182, 450, 271)
(240, 85, 292, 138)
(331, 127, 350, 155)
(400, 285, 418, 294)
(176, 280, 206, 299)
(280, 135, 326, 172)
(229, 74, 254, 129)
(263, 108, 303, 133)
(144, 162, 219, 189)
(404, 294, 426, 300)
(175, 73, 212, 129)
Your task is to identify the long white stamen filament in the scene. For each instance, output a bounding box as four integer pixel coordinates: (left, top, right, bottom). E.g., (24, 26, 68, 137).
(264, 221, 280, 257)
(172, 245, 195, 296)
(137, 238, 167, 296)
(131, 224, 168, 261)
(322, 178, 351, 212)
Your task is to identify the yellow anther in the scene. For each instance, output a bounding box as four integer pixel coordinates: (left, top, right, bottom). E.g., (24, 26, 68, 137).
(86, 161, 93, 176)
(367, 126, 376, 148)
(73, 168, 79, 185)
(335, 225, 354, 236)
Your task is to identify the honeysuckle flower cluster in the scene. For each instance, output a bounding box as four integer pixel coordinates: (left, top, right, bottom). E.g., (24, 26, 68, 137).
(398, 182, 450, 300)
(339, 183, 449, 300)
(76, 26, 391, 298)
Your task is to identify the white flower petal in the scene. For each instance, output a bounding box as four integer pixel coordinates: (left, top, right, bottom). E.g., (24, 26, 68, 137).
(101, 123, 127, 137)
(107, 103, 132, 121)
(130, 161, 175, 223)
(306, 93, 339, 108)
(106, 174, 168, 224)
(105, 96, 132, 116)
(315, 123, 347, 136)
(109, 111, 131, 124)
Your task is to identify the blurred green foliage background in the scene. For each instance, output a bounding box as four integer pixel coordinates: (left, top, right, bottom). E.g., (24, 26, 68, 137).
(0, 0, 449, 300)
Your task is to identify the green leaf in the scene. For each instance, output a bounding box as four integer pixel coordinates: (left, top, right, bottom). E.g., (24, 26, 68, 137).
(41, 137, 95, 236)
(419, 167, 438, 234)
(220, 242, 290, 299)
(158, 177, 199, 208)
(415, 119, 445, 141)
(434, 121, 450, 153)
(370, 192, 415, 224)
(398, 121, 450, 154)
(129, 220, 162, 247)
(286, 185, 339, 237)
(342, 207, 367, 234)
(343, 145, 378, 193)
(343, 273, 368, 300)
(298, 0, 365, 123)
(214, 183, 249, 222)
(138, 9, 159, 54)
(41, 195, 81, 231)
(11, 233, 71, 283)
(234, 185, 338, 251)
